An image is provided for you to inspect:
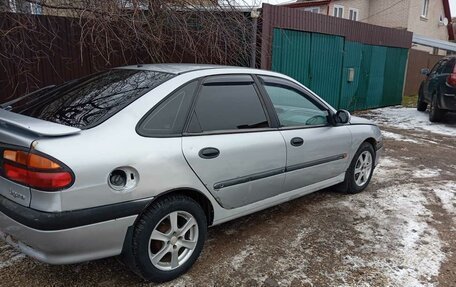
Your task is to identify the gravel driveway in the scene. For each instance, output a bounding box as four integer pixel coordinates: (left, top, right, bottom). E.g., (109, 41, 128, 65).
(0, 107, 455, 287)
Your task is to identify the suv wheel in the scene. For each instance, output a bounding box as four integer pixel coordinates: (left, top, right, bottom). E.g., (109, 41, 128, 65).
(429, 95, 443, 122)
(129, 195, 207, 282)
(417, 85, 427, 112)
(337, 142, 375, 194)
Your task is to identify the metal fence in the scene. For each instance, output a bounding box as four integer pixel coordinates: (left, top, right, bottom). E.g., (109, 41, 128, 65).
(404, 49, 443, 97)
(261, 4, 413, 111)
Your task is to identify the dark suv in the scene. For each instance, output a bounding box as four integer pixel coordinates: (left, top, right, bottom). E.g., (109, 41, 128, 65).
(418, 56, 456, 122)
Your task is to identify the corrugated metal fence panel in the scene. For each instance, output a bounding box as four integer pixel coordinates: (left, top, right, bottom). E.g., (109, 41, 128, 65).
(309, 33, 344, 109)
(366, 46, 387, 109)
(404, 49, 443, 97)
(382, 47, 408, 106)
(271, 28, 410, 111)
(353, 44, 372, 110)
(261, 4, 413, 70)
(271, 28, 311, 86)
(339, 41, 362, 111)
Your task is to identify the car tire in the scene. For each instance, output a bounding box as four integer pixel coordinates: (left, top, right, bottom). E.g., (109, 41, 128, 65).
(417, 85, 427, 112)
(129, 195, 207, 283)
(429, 94, 443, 122)
(337, 142, 375, 194)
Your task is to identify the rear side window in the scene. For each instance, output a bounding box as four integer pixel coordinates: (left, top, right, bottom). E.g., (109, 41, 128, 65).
(138, 81, 197, 136)
(8, 69, 175, 129)
(187, 77, 269, 133)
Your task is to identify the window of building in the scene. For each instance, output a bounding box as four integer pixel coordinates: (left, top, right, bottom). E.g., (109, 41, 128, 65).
(421, 0, 429, 18)
(8, 0, 17, 12)
(30, 1, 43, 15)
(333, 5, 344, 18)
(304, 7, 320, 13)
(349, 8, 359, 21)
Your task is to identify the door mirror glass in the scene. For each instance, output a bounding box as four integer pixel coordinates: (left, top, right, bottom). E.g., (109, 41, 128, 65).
(420, 68, 430, 76)
(335, 110, 351, 124)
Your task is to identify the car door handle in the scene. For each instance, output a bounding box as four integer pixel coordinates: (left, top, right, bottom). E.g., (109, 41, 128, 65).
(290, 137, 304, 147)
(199, 147, 220, 159)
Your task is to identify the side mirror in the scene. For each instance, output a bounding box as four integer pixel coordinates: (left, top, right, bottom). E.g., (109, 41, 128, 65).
(335, 110, 351, 124)
(420, 68, 430, 76)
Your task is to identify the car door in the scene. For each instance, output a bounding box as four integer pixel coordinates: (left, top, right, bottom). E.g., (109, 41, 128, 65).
(182, 75, 287, 209)
(423, 60, 445, 101)
(257, 75, 351, 193)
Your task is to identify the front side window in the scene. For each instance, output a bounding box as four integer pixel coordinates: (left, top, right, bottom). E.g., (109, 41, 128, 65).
(430, 61, 442, 75)
(187, 77, 269, 133)
(333, 5, 344, 18)
(260, 77, 328, 127)
(8, 69, 174, 129)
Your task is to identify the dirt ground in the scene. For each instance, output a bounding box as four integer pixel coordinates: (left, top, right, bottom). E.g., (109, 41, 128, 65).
(0, 107, 455, 287)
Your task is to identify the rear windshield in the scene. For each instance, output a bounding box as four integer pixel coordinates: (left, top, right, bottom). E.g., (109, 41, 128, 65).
(6, 69, 175, 129)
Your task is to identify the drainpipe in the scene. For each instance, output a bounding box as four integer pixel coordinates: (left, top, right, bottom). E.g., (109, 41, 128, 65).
(250, 9, 261, 68)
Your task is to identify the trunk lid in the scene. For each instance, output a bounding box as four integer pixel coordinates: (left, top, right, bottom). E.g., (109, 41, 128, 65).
(0, 109, 80, 206)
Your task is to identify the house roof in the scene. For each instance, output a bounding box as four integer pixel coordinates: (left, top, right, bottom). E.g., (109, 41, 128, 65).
(442, 0, 454, 40)
(282, 0, 331, 9)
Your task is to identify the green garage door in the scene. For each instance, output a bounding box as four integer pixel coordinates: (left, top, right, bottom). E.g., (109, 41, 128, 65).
(272, 28, 344, 108)
(271, 28, 409, 111)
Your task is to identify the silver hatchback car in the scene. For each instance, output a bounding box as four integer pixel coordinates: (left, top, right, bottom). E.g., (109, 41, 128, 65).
(0, 64, 383, 282)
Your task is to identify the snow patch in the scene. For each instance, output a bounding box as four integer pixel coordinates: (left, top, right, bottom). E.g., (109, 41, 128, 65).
(364, 107, 456, 137)
(432, 182, 456, 216)
(381, 131, 421, 144)
(0, 244, 25, 269)
(231, 246, 254, 270)
(413, 168, 441, 178)
(373, 157, 410, 183)
(340, 183, 446, 287)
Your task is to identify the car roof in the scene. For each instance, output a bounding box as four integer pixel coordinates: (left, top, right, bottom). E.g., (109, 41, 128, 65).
(116, 64, 245, 75)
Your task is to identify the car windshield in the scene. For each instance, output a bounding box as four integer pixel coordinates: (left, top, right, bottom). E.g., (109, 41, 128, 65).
(5, 69, 175, 129)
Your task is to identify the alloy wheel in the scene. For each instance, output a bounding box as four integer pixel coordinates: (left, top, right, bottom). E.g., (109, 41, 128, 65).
(148, 211, 199, 271)
(354, 151, 372, 187)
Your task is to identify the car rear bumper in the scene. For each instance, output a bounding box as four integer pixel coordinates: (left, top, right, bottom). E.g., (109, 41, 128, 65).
(440, 93, 456, 110)
(0, 212, 135, 264)
(0, 195, 153, 264)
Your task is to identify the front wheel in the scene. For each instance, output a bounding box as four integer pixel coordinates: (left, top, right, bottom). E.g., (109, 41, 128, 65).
(129, 195, 207, 282)
(429, 95, 443, 122)
(417, 85, 427, 112)
(338, 142, 375, 194)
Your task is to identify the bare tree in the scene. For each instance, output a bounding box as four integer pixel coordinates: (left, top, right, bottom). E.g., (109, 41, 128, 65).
(0, 0, 260, 99)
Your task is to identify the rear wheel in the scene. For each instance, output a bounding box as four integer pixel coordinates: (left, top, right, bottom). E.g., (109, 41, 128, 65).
(337, 142, 375, 194)
(429, 95, 443, 122)
(129, 195, 207, 282)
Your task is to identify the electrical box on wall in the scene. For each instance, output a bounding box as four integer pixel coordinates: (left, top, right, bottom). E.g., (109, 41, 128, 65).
(348, 68, 355, 82)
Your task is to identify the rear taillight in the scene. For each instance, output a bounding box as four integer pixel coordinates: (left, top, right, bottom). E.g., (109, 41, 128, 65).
(2, 150, 73, 191)
(447, 66, 456, 87)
